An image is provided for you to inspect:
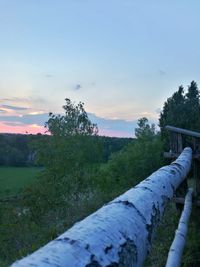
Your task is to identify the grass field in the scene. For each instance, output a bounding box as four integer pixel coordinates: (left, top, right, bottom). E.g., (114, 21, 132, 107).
(0, 167, 41, 198)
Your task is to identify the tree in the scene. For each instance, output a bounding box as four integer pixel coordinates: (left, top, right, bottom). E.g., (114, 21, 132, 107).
(99, 118, 163, 195)
(30, 99, 102, 220)
(159, 81, 200, 147)
(185, 81, 200, 131)
(135, 117, 156, 140)
(159, 86, 185, 133)
(46, 98, 98, 136)
(37, 98, 101, 169)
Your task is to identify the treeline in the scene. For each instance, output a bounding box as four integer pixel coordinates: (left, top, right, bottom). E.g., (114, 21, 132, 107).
(0, 134, 34, 166)
(0, 133, 132, 167)
(160, 80, 200, 149)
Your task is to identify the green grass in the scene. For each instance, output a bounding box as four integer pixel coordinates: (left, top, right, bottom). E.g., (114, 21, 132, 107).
(0, 167, 41, 198)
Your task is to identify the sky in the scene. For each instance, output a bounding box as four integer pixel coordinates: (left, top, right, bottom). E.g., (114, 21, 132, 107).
(0, 0, 200, 137)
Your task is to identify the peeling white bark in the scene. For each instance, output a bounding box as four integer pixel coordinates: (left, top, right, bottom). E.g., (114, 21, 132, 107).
(165, 187, 193, 267)
(10, 147, 192, 267)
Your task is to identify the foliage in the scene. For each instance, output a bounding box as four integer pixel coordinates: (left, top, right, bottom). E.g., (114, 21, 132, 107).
(0, 134, 35, 166)
(144, 203, 180, 267)
(0, 201, 44, 267)
(24, 99, 103, 227)
(144, 203, 200, 267)
(98, 136, 133, 162)
(98, 118, 163, 195)
(135, 117, 156, 139)
(0, 167, 44, 266)
(0, 133, 132, 168)
(46, 98, 98, 136)
(182, 208, 200, 266)
(159, 81, 200, 147)
(35, 98, 101, 172)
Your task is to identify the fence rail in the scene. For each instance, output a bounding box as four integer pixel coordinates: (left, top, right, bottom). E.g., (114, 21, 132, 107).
(11, 147, 192, 267)
(166, 125, 200, 138)
(166, 188, 193, 267)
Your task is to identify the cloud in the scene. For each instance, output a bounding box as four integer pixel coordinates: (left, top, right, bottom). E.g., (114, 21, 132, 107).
(0, 105, 29, 111)
(0, 113, 49, 126)
(158, 69, 166, 76)
(2, 121, 24, 126)
(88, 113, 137, 137)
(0, 111, 136, 137)
(45, 74, 53, 78)
(0, 97, 47, 116)
(0, 121, 45, 134)
(0, 97, 46, 105)
(0, 111, 156, 137)
(74, 84, 82, 90)
(0, 97, 29, 103)
(89, 113, 159, 137)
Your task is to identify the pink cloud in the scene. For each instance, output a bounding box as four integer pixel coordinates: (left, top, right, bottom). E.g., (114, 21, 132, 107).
(98, 129, 133, 138)
(0, 122, 132, 138)
(0, 122, 46, 135)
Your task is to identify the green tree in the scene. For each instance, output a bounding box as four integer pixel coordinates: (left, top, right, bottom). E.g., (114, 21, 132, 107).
(37, 98, 100, 170)
(159, 81, 200, 147)
(185, 81, 200, 131)
(99, 118, 163, 195)
(159, 86, 185, 134)
(46, 98, 98, 136)
(135, 117, 156, 139)
(29, 99, 102, 221)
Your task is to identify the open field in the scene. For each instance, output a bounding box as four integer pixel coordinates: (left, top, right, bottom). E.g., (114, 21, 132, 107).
(0, 167, 41, 198)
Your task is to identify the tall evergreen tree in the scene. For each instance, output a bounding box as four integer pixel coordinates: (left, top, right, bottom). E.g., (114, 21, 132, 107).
(185, 81, 200, 131)
(159, 86, 185, 140)
(159, 81, 200, 147)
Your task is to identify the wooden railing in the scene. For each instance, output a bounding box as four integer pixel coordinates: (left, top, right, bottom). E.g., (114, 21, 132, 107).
(166, 188, 193, 267)
(11, 147, 192, 267)
(164, 125, 200, 200)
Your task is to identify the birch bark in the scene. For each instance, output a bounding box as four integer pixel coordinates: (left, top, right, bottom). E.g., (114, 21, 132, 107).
(165, 187, 193, 267)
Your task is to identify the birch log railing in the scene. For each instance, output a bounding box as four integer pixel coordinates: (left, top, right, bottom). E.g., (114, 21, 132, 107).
(166, 188, 193, 267)
(164, 125, 200, 200)
(11, 147, 192, 267)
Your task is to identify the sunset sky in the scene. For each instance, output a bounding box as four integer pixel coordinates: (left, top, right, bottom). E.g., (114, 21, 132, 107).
(0, 1, 200, 137)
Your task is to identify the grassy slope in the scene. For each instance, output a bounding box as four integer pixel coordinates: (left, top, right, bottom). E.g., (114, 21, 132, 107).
(0, 167, 41, 198)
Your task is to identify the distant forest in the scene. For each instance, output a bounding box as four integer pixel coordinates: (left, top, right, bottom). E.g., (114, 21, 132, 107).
(0, 133, 133, 166)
